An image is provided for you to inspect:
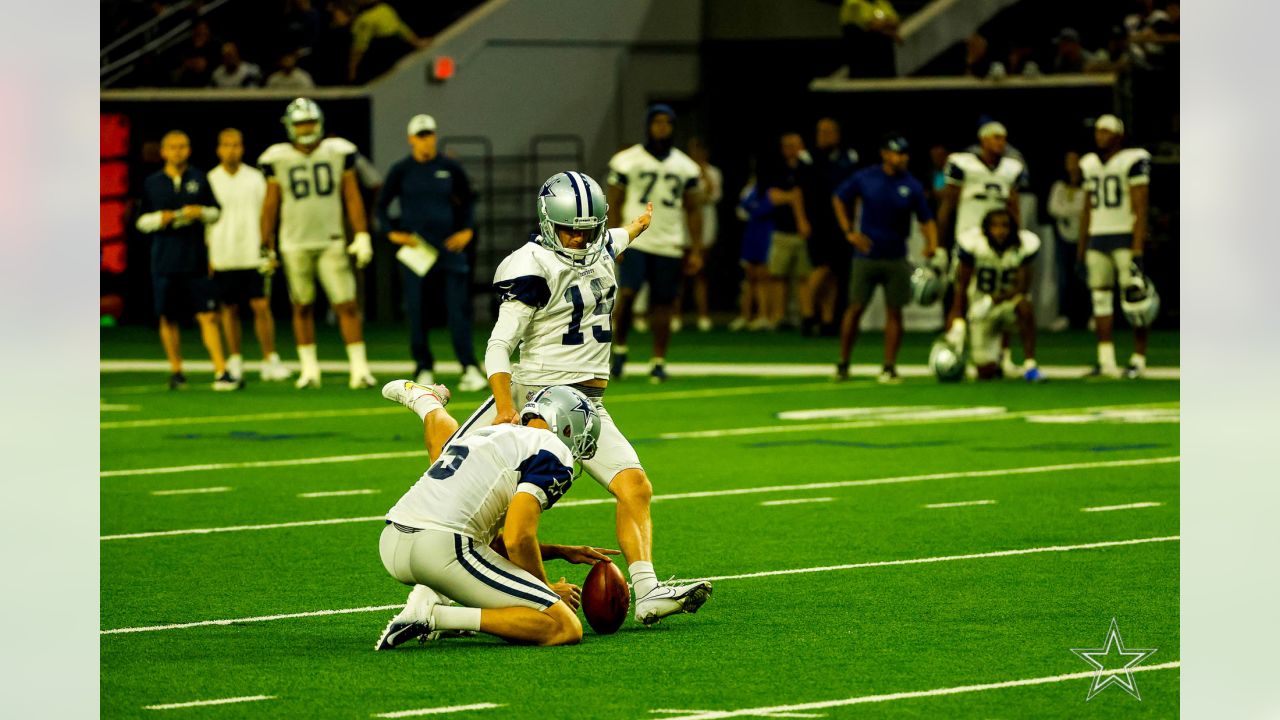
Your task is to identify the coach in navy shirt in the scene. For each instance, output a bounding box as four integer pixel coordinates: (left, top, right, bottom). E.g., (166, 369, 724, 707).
(135, 130, 235, 391)
(376, 114, 485, 391)
(831, 134, 938, 383)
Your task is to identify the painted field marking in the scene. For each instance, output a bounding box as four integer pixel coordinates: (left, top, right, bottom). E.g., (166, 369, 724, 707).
(150, 487, 232, 496)
(652, 712, 824, 719)
(101, 403, 140, 412)
(299, 489, 380, 498)
(1082, 502, 1164, 513)
(143, 695, 275, 710)
(659, 402, 1180, 440)
(101, 535, 1178, 635)
(651, 661, 1181, 719)
(776, 405, 1005, 422)
(760, 497, 834, 507)
(100, 457, 1179, 541)
(101, 450, 426, 478)
(925, 499, 996, 509)
(99, 381, 842, 430)
(373, 703, 506, 718)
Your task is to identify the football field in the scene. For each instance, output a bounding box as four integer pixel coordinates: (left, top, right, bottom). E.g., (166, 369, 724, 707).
(101, 328, 1179, 718)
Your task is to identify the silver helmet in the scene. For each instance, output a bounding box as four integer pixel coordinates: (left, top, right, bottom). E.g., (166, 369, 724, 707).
(536, 172, 609, 266)
(520, 385, 602, 461)
(910, 265, 943, 306)
(1121, 265, 1160, 328)
(282, 98, 324, 145)
(929, 336, 966, 383)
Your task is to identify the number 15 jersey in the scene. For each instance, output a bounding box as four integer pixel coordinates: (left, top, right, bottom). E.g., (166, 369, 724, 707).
(492, 228, 631, 385)
(259, 137, 357, 250)
(608, 144, 700, 258)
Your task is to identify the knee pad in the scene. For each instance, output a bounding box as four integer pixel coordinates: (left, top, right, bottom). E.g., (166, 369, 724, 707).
(1091, 289, 1114, 317)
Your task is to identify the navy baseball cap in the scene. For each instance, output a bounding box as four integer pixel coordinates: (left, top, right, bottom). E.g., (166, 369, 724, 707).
(881, 134, 910, 153)
(646, 103, 676, 124)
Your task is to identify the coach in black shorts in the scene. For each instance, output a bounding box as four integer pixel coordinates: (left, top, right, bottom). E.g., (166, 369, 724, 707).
(831, 134, 938, 383)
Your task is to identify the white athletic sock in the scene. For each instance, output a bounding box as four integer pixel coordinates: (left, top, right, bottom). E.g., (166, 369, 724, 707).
(297, 344, 320, 376)
(1129, 353, 1146, 370)
(346, 341, 370, 376)
(1097, 342, 1117, 370)
(1000, 348, 1013, 367)
(227, 354, 243, 380)
(1023, 358, 1037, 371)
(614, 344, 629, 356)
(265, 351, 282, 366)
(629, 561, 659, 598)
(651, 356, 665, 367)
(410, 391, 443, 421)
(432, 605, 482, 632)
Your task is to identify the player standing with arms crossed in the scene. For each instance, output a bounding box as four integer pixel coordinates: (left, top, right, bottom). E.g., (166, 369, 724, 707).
(206, 128, 291, 385)
(1079, 114, 1154, 378)
(454, 172, 712, 626)
(259, 98, 376, 389)
(607, 104, 704, 383)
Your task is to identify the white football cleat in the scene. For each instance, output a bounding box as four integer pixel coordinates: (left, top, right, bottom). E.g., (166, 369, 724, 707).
(349, 371, 378, 389)
(375, 585, 439, 651)
(261, 358, 292, 382)
(458, 365, 487, 392)
(382, 379, 451, 410)
(295, 372, 321, 389)
(415, 369, 435, 386)
(634, 580, 712, 626)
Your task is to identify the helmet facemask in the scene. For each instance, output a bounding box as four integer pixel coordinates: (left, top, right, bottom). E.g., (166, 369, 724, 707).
(535, 172, 609, 267)
(283, 98, 324, 146)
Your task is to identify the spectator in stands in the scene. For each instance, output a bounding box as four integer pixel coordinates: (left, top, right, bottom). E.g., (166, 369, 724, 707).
(211, 41, 262, 88)
(349, 0, 429, 83)
(135, 130, 234, 391)
(1086, 26, 1133, 73)
(840, 0, 900, 78)
(806, 118, 859, 336)
(1047, 151, 1087, 330)
(673, 137, 722, 333)
(172, 19, 218, 87)
(763, 132, 813, 331)
(281, 0, 322, 53)
(964, 33, 991, 78)
(266, 50, 316, 89)
(376, 114, 486, 392)
(1128, 0, 1179, 71)
(1006, 39, 1041, 77)
(730, 170, 775, 332)
(832, 134, 937, 383)
(309, 2, 354, 85)
(1051, 28, 1089, 74)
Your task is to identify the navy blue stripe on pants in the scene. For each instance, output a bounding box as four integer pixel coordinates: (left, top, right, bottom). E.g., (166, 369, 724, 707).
(453, 534, 558, 608)
(401, 264, 478, 371)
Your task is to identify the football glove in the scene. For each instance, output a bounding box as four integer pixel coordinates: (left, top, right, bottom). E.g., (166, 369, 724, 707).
(969, 295, 995, 322)
(258, 248, 278, 276)
(347, 231, 373, 269)
(945, 318, 967, 349)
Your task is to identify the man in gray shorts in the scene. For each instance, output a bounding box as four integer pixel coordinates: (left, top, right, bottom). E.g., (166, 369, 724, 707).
(832, 134, 938, 382)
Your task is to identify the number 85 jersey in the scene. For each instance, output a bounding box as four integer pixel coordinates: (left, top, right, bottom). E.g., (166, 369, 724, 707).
(956, 226, 1041, 301)
(490, 228, 631, 385)
(258, 137, 357, 251)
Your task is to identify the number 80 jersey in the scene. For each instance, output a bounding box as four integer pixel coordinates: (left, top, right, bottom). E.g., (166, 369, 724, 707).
(258, 137, 357, 250)
(492, 228, 631, 384)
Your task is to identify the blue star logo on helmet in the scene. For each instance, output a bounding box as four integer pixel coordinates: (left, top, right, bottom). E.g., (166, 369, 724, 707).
(539, 183, 555, 198)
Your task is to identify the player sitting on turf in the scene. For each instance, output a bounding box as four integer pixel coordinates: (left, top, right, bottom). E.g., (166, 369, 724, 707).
(376, 382, 618, 649)
(943, 208, 1043, 381)
(454, 172, 712, 627)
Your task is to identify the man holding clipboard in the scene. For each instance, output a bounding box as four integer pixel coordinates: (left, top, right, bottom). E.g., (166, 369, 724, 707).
(377, 114, 486, 391)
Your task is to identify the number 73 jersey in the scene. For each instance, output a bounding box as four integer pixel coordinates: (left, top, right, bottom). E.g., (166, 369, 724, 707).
(492, 229, 630, 384)
(608, 144, 700, 258)
(1080, 148, 1151, 235)
(956, 227, 1041, 300)
(258, 137, 357, 250)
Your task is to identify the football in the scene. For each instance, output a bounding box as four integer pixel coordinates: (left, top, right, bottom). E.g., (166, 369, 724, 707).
(582, 560, 630, 635)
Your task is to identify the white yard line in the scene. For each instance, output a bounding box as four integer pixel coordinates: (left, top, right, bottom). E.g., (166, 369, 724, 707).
(925, 499, 996, 509)
(150, 487, 232, 496)
(100, 457, 1179, 541)
(373, 703, 506, 718)
(658, 402, 1179, 440)
(101, 358, 1181, 380)
(100, 403, 140, 412)
(651, 661, 1181, 719)
(101, 450, 426, 478)
(760, 497, 834, 507)
(298, 489, 380, 498)
(143, 695, 275, 710)
(1082, 501, 1164, 512)
(101, 535, 1178, 635)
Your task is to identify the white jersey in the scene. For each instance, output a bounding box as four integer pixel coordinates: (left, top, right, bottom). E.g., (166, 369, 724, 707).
(385, 424, 575, 544)
(1080, 148, 1151, 236)
(684, 164, 722, 248)
(956, 227, 1042, 299)
(258, 137, 357, 250)
(607, 144, 700, 258)
(206, 164, 267, 270)
(945, 152, 1028, 234)
(492, 228, 630, 384)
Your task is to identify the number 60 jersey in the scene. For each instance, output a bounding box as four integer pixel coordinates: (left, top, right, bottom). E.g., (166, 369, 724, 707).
(258, 137, 357, 250)
(491, 228, 632, 385)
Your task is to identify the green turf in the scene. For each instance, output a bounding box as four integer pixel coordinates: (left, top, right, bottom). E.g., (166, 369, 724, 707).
(101, 334, 1179, 718)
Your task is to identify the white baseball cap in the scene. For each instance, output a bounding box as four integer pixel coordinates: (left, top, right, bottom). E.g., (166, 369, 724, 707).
(407, 114, 437, 135)
(1095, 114, 1125, 134)
(977, 121, 1008, 140)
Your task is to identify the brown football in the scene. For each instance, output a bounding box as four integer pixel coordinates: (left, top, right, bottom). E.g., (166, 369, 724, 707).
(582, 560, 629, 634)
